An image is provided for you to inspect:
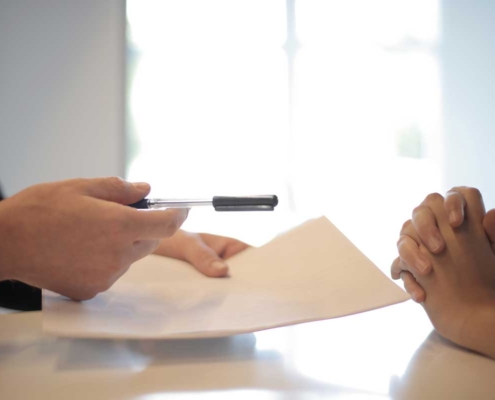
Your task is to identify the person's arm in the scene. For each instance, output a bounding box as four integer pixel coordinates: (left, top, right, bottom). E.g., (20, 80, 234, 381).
(0, 229, 249, 311)
(396, 189, 495, 359)
(0, 227, 250, 311)
(0, 184, 42, 311)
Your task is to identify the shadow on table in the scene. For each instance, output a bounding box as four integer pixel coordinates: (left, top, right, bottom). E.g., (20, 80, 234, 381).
(54, 333, 273, 370)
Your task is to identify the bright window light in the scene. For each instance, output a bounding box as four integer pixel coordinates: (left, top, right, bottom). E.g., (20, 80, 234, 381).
(126, 0, 442, 270)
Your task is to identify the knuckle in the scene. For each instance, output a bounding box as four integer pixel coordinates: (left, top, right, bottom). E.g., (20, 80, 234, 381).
(397, 235, 417, 259)
(446, 186, 467, 204)
(390, 258, 401, 275)
(424, 192, 443, 204)
(485, 208, 495, 220)
(466, 187, 482, 200)
(480, 219, 493, 239)
(400, 219, 412, 234)
(401, 219, 412, 230)
(72, 177, 88, 187)
(63, 178, 88, 195)
(412, 205, 426, 218)
(397, 243, 410, 260)
(108, 176, 127, 191)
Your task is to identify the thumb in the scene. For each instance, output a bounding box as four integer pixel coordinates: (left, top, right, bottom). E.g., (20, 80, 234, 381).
(184, 240, 230, 277)
(81, 177, 151, 205)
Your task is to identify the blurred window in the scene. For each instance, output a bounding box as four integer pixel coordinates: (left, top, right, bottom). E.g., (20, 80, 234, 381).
(126, 0, 441, 270)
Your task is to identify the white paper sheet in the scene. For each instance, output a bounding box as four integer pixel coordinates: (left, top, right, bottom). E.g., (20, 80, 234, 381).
(42, 217, 410, 339)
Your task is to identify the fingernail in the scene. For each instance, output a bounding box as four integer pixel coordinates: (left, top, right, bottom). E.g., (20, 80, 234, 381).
(210, 261, 228, 271)
(133, 182, 150, 191)
(411, 292, 418, 302)
(416, 256, 430, 273)
(449, 211, 460, 225)
(428, 236, 442, 252)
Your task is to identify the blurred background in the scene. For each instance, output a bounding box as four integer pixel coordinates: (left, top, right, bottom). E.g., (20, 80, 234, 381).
(1, 0, 495, 275)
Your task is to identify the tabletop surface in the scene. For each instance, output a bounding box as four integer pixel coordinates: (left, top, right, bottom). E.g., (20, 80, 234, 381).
(1, 301, 495, 400)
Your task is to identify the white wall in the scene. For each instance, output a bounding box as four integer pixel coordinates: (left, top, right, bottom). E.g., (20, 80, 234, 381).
(442, 0, 495, 208)
(0, 0, 125, 196)
(1, 0, 495, 209)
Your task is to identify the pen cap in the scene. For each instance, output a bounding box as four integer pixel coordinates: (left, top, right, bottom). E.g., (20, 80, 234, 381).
(212, 195, 278, 211)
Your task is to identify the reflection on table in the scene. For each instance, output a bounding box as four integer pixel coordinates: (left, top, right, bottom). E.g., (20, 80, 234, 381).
(1, 301, 494, 399)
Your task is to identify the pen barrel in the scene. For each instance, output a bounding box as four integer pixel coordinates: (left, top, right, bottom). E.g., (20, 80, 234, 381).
(127, 196, 278, 211)
(212, 195, 278, 211)
(148, 199, 211, 208)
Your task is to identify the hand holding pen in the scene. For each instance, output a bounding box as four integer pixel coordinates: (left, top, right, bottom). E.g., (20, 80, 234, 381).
(0, 176, 278, 303)
(0, 177, 188, 301)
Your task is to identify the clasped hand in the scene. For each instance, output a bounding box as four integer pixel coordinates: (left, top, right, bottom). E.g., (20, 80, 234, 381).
(391, 187, 495, 357)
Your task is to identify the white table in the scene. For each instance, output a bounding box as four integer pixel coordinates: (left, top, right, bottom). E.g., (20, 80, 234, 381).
(1, 302, 494, 399)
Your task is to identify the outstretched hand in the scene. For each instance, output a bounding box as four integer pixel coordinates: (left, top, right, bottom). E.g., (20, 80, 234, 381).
(154, 230, 250, 277)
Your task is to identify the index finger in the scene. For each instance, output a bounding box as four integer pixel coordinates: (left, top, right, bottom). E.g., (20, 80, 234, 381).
(222, 241, 250, 259)
(450, 186, 485, 224)
(199, 233, 250, 259)
(412, 204, 445, 253)
(131, 208, 189, 239)
(444, 189, 466, 228)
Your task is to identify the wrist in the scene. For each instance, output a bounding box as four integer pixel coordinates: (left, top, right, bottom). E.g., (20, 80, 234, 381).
(459, 300, 495, 359)
(0, 200, 19, 281)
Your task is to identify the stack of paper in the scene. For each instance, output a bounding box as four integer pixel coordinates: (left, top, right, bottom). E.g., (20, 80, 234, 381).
(42, 217, 409, 339)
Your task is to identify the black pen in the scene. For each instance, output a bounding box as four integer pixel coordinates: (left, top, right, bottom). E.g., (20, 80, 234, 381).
(128, 195, 278, 212)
